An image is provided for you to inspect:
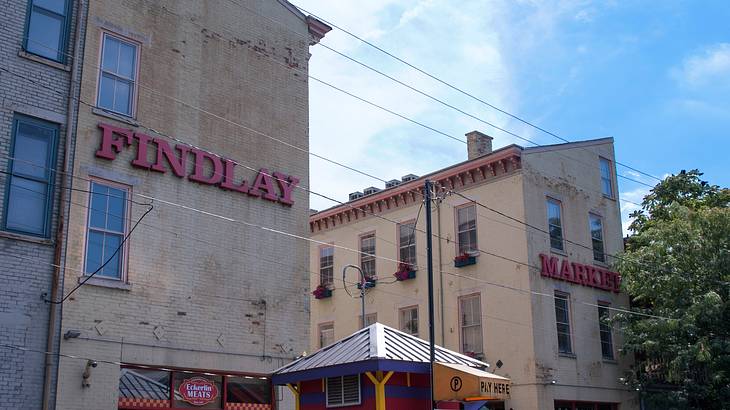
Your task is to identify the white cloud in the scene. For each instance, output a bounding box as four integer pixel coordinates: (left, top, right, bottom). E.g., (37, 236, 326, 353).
(672, 43, 730, 88)
(620, 186, 649, 236)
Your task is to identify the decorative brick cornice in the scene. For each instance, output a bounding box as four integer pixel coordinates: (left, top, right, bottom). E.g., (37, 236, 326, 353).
(310, 146, 523, 233)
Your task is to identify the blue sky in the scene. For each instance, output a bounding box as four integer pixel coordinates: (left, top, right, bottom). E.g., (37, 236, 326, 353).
(296, 0, 730, 232)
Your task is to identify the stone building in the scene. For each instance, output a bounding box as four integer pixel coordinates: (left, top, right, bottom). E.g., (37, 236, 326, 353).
(0, 0, 86, 409)
(53, 1, 328, 409)
(309, 132, 640, 409)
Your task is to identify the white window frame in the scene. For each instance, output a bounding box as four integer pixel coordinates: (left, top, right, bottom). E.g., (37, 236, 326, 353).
(325, 374, 361, 408)
(554, 291, 573, 354)
(96, 31, 140, 117)
(318, 322, 334, 348)
(455, 204, 478, 255)
(83, 178, 131, 282)
(397, 220, 417, 267)
(459, 293, 483, 355)
(547, 198, 565, 252)
(319, 245, 334, 286)
(598, 302, 614, 360)
(359, 232, 376, 278)
(359, 313, 377, 328)
(599, 157, 614, 198)
(399, 305, 419, 336)
(589, 213, 606, 263)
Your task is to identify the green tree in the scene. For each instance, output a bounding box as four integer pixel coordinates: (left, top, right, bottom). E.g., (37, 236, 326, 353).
(617, 170, 730, 409)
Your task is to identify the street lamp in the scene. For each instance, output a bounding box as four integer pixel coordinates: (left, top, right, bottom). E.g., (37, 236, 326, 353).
(342, 264, 373, 329)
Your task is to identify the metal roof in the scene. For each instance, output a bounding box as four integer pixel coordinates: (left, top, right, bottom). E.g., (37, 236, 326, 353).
(274, 323, 488, 376)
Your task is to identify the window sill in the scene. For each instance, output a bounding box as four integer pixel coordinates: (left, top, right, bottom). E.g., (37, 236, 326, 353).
(602, 358, 618, 364)
(558, 352, 577, 359)
(92, 107, 139, 127)
(0, 230, 53, 245)
(602, 194, 616, 201)
(78, 275, 132, 291)
(593, 260, 609, 268)
(550, 248, 567, 257)
(18, 50, 71, 71)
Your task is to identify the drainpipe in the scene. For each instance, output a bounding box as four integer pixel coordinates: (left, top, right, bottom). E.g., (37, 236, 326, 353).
(437, 200, 445, 346)
(42, 0, 85, 408)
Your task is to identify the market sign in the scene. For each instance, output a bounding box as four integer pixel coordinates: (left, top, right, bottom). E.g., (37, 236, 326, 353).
(433, 362, 511, 402)
(96, 123, 299, 206)
(178, 377, 219, 406)
(539, 253, 621, 293)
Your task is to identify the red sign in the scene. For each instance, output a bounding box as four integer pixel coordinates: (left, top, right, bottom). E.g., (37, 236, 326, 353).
(96, 123, 299, 206)
(539, 253, 621, 293)
(178, 377, 219, 406)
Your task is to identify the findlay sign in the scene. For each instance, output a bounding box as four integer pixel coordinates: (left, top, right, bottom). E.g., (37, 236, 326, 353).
(95, 123, 299, 206)
(539, 253, 621, 293)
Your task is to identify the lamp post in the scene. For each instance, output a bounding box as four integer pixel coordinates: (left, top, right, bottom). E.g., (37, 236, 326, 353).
(342, 264, 367, 329)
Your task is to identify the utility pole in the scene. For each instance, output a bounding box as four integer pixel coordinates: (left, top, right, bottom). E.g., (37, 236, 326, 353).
(425, 179, 436, 409)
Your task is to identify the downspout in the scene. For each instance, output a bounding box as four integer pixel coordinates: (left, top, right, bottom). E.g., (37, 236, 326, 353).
(42, 0, 85, 408)
(437, 200, 445, 346)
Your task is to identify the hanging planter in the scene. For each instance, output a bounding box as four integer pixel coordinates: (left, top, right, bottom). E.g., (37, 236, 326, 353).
(394, 263, 416, 281)
(312, 284, 333, 299)
(454, 253, 477, 268)
(356, 276, 378, 290)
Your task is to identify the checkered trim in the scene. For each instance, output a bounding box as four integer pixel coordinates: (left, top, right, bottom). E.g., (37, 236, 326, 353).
(225, 404, 272, 410)
(118, 397, 170, 408)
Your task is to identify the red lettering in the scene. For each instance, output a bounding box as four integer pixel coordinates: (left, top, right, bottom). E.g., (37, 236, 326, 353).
(220, 159, 250, 193)
(613, 272, 621, 293)
(188, 148, 223, 185)
(572, 262, 588, 285)
(539, 254, 558, 277)
(152, 139, 189, 177)
(560, 259, 573, 281)
(96, 123, 133, 160)
(273, 172, 298, 206)
(131, 133, 154, 169)
(249, 169, 278, 201)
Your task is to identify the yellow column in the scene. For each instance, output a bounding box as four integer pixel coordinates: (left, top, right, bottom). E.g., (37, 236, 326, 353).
(286, 382, 301, 410)
(365, 371, 394, 410)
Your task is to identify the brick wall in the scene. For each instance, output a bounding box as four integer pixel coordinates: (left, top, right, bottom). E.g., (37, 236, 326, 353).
(0, 0, 84, 409)
(56, 1, 315, 409)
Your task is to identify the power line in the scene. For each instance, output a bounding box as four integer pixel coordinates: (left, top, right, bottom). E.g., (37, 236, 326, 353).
(287, 0, 663, 183)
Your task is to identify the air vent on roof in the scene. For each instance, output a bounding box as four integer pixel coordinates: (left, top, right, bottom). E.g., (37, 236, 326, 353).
(349, 192, 364, 201)
(363, 186, 381, 196)
(385, 179, 401, 188)
(401, 174, 418, 182)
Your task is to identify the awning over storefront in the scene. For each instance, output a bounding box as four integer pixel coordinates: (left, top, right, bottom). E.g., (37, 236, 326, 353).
(434, 362, 511, 402)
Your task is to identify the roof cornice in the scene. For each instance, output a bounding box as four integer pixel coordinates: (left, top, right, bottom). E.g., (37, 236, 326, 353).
(310, 145, 523, 233)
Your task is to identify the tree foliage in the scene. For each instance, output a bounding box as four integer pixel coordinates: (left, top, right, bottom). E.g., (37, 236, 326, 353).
(617, 170, 730, 409)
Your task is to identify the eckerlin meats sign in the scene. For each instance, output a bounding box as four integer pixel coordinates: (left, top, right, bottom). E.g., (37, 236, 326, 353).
(178, 377, 219, 406)
(539, 253, 621, 293)
(95, 123, 299, 206)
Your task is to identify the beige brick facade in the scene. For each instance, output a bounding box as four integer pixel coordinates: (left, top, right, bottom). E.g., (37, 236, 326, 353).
(56, 1, 326, 409)
(309, 138, 640, 409)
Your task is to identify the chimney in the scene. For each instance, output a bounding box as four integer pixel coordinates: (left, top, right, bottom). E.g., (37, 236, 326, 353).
(466, 131, 493, 160)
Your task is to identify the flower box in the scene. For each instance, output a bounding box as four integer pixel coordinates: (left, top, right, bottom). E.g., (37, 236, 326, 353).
(454, 254, 477, 268)
(394, 264, 417, 281)
(312, 285, 333, 299)
(356, 276, 378, 290)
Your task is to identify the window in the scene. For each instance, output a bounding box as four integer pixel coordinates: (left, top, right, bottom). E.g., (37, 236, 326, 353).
(547, 198, 564, 251)
(84, 180, 129, 280)
(589, 214, 605, 262)
(97, 32, 138, 116)
(600, 157, 614, 198)
(554, 292, 572, 354)
(3, 115, 57, 237)
(359, 313, 377, 328)
(399, 306, 418, 336)
(320, 246, 334, 286)
(598, 304, 614, 360)
(326, 375, 360, 407)
(398, 221, 416, 267)
(360, 233, 376, 277)
(459, 294, 483, 355)
(456, 204, 477, 255)
(319, 322, 334, 348)
(24, 0, 70, 62)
